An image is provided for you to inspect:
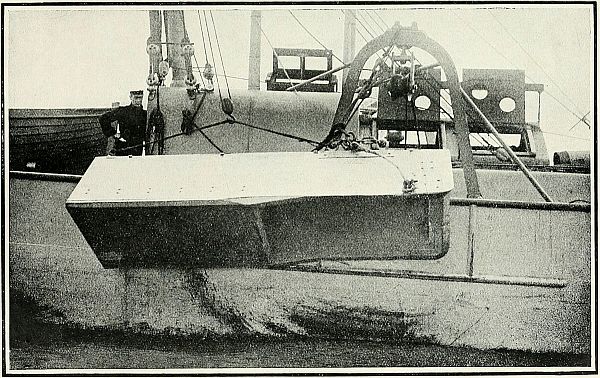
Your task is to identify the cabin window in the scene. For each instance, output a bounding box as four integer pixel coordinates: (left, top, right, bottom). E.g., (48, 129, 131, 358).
(277, 56, 299, 70)
(305, 56, 328, 71)
(499, 97, 516, 113)
(378, 130, 441, 149)
(471, 89, 488, 100)
(469, 130, 532, 155)
(414, 95, 432, 110)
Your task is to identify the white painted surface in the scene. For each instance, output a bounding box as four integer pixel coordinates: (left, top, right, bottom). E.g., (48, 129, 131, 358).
(67, 150, 454, 204)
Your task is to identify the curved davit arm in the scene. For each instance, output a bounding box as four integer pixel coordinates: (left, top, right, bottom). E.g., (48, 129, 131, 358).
(327, 23, 481, 198)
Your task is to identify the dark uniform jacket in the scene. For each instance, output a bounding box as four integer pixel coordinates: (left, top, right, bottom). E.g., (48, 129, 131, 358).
(99, 105, 147, 156)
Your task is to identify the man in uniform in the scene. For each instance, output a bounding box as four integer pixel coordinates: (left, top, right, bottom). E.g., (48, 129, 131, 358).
(99, 90, 147, 156)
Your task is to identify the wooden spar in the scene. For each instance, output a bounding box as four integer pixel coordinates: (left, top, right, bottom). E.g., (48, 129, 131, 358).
(285, 64, 352, 91)
(460, 86, 554, 202)
(287, 62, 441, 93)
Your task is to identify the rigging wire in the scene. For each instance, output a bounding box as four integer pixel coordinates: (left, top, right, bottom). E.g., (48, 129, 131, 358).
(191, 11, 208, 88)
(191, 69, 248, 81)
(338, 10, 375, 47)
(537, 130, 590, 141)
(420, 70, 586, 146)
(202, 11, 224, 103)
(254, 17, 297, 93)
(209, 11, 232, 101)
(192, 55, 207, 88)
(372, 10, 390, 29)
(568, 111, 591, 131)
(348, 10, 403, 72)
(288, 10, 346, 65)
(361, 10, 386, 35)
(353, 10, 379, 40)
(196, 11, 210, 63)
(487, 9, 588, 120)
(452, 10, 590, 128)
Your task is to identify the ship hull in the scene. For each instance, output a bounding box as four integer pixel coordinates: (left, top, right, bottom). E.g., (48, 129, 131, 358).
(8, 172, 591, 354)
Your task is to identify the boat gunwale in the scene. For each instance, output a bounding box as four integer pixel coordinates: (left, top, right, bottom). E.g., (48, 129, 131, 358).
(9, 170, 591, 213)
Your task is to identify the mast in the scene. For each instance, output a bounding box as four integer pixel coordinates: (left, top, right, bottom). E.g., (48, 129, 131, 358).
(163, 10, 187, 87)
(248, 10, 262, 90)
(342, 10, 356, 86)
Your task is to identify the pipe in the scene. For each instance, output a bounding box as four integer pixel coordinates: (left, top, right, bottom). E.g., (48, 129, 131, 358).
(450, 197, 589, 212)
(460, 86, 554, 202)
(277, 265, 567, 288)
(285, 63, 352, 91)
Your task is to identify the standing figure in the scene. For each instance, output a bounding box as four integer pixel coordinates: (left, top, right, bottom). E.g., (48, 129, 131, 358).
(99, 90, 147, 156)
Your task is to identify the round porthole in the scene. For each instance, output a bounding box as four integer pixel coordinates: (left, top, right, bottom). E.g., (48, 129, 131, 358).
(471, 89, 488, 100)
(499, 97, 516, 112)
(414, 95, 431, 110)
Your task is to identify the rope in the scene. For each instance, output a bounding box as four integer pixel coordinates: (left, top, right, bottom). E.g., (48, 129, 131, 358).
(148, 86, 165, 155)
(233, 120, 321, 146)
(115, 119, 229, 155)
(288, 10, 346, 65)
(193, 124, 224, 153)
(539, 130, 590, 141)
(344, 97, 367, 129)
(345, 10, 391, 66)
(181, 91, 208, 134)
(365, 149, 406, 181)
(114, 117, 322, 155)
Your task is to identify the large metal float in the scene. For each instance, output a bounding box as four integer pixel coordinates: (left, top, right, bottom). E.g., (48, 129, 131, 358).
(66, 149, 453, 268)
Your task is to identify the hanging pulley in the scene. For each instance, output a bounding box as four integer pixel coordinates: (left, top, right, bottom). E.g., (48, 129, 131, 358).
(221, 98, 234, 116)
(158, 60, 170, 80)
(203, 63, 215, 91)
